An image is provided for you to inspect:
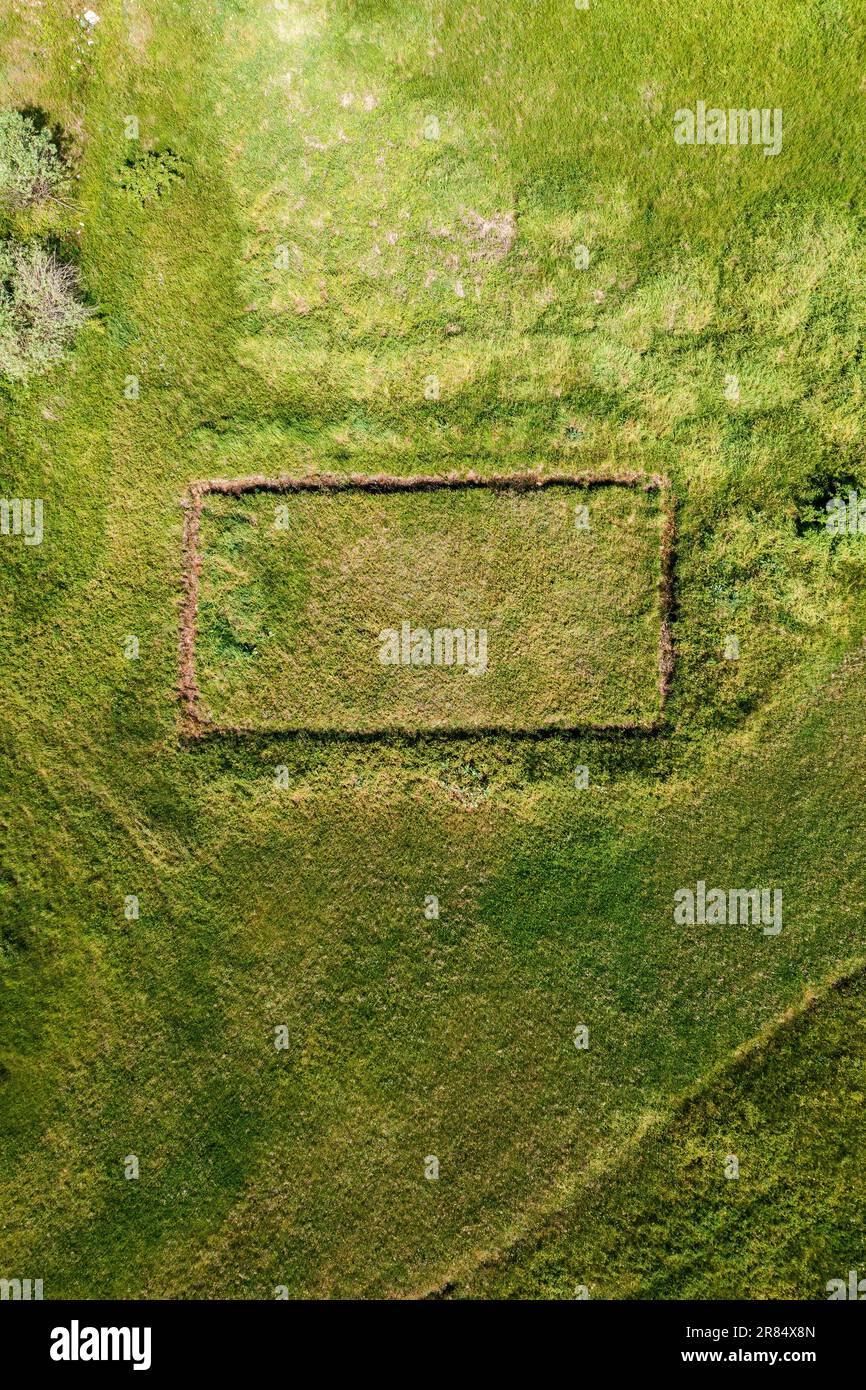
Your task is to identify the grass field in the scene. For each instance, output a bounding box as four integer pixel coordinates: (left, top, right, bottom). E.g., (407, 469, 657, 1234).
(192, 477, 667, 733)
(1, 0, 865, 1300)
(457, 965, 866, 1300)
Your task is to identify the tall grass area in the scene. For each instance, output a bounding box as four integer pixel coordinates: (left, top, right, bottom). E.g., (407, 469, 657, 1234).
(1, 0, 865, 1297)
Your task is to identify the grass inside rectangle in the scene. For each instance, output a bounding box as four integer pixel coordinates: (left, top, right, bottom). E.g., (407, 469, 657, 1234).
(190, 478, 668, 734)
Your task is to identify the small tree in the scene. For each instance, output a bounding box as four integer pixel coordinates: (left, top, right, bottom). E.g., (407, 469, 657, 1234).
(0, 110, 66, 207)
(0, 242, 90, 381)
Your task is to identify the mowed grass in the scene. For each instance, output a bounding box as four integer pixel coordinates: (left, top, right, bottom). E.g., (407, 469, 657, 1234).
(0, 0, 865, 1300)
(195, 483, 664, 731)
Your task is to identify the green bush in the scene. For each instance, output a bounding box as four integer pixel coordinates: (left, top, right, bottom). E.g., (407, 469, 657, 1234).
(0, 110, 66, 207)
(0, 241, 90, 381)
(114, 148, 187, 203)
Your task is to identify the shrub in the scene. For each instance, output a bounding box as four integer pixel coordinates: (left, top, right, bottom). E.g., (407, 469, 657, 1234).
(114, 148, 187, 203)
(0, 241, 90, 381)
(0, 110, 66, 207)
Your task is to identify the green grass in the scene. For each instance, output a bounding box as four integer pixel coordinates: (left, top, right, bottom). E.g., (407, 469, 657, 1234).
(457, 966, 866, 1300)
(1, 0, 865, 1299)
(194, 481, 664, 732)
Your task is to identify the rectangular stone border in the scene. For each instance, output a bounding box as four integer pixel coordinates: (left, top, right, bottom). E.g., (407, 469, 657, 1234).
(179, 470, 675, 740)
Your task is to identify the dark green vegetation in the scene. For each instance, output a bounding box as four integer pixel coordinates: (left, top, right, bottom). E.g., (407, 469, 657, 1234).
(1, 0, 865, 1298)
(195, 482, 663, 732)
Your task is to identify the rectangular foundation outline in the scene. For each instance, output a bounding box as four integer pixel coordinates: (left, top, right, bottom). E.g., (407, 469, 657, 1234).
(179, 470, 675, 740)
